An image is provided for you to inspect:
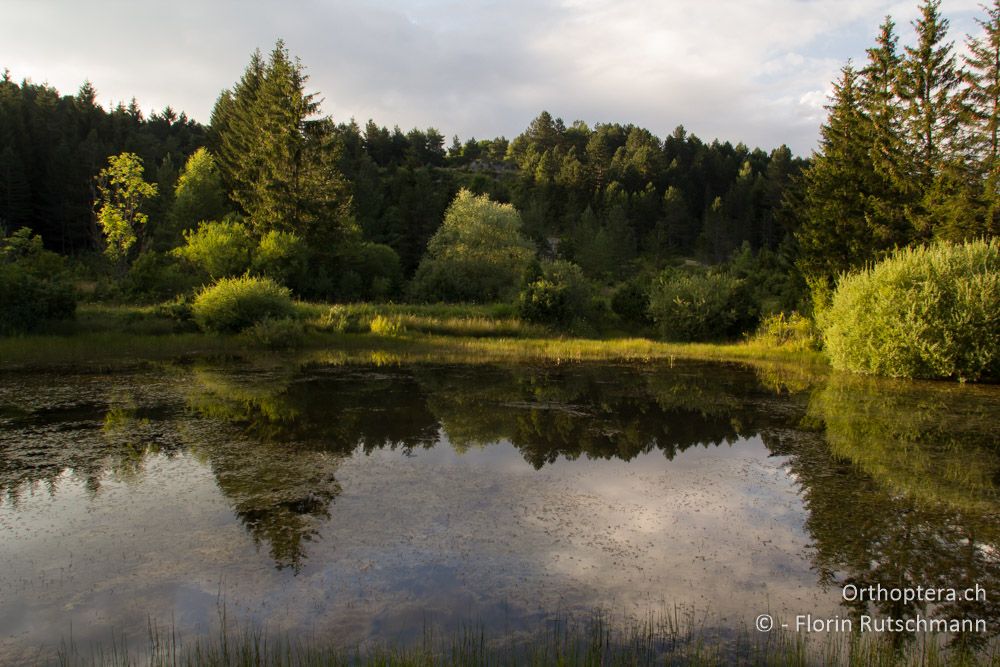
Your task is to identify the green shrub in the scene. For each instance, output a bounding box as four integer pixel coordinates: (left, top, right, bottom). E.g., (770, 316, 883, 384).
(252, 230, 307, 288)
(155, 294, 195, 326)
(173, 219, 254, 279)
(0, 228, 77, 334)
(518, 260, 591, 326)
(610, 280, 651, 325)
(821, 239, 1000, 381)
(726, 242, 806, 317)
(410, 189, 535, 302)
(239, 317, 305, 349)
(192, 275, 295, 333)
(122, 251, 201, 302)
(357, 243, 403, 300)
(647, 270, 756, 342)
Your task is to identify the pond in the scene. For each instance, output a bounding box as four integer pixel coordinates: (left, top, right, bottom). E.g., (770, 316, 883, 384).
(1, 358, 998, 662)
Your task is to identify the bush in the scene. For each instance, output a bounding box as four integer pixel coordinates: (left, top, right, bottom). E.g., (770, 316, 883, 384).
(357, 243, 403, 300)
(252, 230, 308, 288)
(192, 275, 295, 333)
(0, 228, 76, 334)
(647, 270, 757, 342)
(410, 189, 535, 302)
(726, 242, 806, 316)
(610, 280, 651, 325)
(821, 239, 1000, 381)
(518, 260, 591, 326)
(155, 294, 195, 326)
(319, 304, 374, 333)
(122, 251, 201, 302)
(173, 218, 254, 279)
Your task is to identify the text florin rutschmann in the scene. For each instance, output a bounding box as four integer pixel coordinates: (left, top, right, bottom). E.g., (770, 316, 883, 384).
(754, 585, 990, 634)
(795, 615, 987, 633)
(803, 585, 988, 633)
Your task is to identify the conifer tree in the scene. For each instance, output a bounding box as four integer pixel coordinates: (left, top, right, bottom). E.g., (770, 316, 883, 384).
(211, 41, 352, 249)
(211, 50, 263, 203)
(897, 0, 967, 237)
(0, 145, 31, 230)
(963, 0, 1000, 235)
(795, 65, 878, 283)
(859, 16, 914, 245)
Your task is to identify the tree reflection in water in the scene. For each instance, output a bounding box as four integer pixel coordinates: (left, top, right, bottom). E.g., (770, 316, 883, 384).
(1, 359, 997, 644)
(790, 373, 1000, 650)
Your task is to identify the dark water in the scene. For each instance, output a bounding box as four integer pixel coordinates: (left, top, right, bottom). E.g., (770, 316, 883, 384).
(0, 359, 998, 661)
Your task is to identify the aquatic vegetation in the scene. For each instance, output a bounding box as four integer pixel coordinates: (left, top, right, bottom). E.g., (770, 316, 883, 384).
(53, 607, 1000, 666)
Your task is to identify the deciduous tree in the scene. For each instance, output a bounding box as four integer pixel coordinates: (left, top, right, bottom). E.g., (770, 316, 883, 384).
(95, 152, 157, 268)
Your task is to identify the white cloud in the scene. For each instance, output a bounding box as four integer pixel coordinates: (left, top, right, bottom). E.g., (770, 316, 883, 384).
(0, 0, 989, 154)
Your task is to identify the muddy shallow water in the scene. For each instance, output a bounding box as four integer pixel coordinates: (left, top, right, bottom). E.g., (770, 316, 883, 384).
(1, 360, 998, 662)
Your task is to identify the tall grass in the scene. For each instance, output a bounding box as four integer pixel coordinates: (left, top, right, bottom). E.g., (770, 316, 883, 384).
(54, 608, 999, 667)
(0, 302, 828, 371)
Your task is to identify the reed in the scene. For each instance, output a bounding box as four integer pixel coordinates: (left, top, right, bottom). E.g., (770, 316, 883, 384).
(55, 608, 1000, 667)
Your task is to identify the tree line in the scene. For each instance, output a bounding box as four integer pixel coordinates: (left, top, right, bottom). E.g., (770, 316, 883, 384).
(2, 0, 998, 342)
(0, 42, 804, 294)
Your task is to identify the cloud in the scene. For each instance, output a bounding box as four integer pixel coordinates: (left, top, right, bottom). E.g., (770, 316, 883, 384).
(0, 0, 989, 155)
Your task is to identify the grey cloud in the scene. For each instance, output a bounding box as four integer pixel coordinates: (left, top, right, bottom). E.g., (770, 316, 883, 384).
(0, 0, 990, 155)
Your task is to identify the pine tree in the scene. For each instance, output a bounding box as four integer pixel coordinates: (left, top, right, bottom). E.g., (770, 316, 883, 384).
(655, 185, 694, 253)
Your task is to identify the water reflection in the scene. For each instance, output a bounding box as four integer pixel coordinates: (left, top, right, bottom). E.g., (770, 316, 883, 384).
(806, 374, 1000, 511)
(183, 362, 794, 467)
(1, 359, 999, 648)
(0, 377, 184, 501)
(797, 373, 1000, 647)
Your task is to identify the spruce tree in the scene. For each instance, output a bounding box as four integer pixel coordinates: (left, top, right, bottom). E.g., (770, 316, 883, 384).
(211, 41, 352, 249)
(859, 16, 913, 246)
(897, 0, 967, 237)
(962, 0, 1000, 237)
(795, 64, 878, 284)
(211, 50, 263, 204)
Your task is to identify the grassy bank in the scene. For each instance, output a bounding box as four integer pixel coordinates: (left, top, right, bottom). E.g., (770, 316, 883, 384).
(0, 302, 827, 371)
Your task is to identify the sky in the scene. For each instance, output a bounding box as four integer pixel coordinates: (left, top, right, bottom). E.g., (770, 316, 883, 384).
(0, 0, 986, 156)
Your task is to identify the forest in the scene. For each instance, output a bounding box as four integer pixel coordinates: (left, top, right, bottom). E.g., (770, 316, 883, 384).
(1, 0, 998, 380)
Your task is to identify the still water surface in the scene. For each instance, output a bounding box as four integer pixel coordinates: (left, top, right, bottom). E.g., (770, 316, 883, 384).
(0, 360, 997, 661)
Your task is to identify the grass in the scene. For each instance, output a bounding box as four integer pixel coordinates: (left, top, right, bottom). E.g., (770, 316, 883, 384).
(54, 608, 1000, 667)
(0, 301, 829, 371)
